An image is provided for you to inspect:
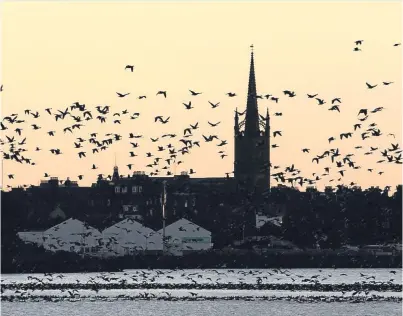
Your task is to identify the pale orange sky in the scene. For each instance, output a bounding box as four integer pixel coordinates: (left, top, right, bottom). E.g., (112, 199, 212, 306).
(1, 1, 402, 191)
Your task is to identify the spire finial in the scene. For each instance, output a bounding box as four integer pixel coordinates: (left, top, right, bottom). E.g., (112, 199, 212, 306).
(114, 152, 117, 167)
(245, 44, 259, 136)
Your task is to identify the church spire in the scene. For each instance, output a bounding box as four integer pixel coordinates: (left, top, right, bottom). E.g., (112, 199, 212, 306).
(112, 152, 119, 181)
(244, 45, 260, 137)
(234, 107, 240, 135)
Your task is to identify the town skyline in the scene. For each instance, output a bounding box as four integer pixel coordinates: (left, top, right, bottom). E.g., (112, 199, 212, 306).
(1, 1, 402, 191)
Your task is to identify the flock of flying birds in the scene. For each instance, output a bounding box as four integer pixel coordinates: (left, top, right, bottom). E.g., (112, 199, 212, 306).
(1, 40, 402, 191)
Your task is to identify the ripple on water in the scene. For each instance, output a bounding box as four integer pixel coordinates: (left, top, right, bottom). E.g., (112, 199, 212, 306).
(1, 300, 402, 316)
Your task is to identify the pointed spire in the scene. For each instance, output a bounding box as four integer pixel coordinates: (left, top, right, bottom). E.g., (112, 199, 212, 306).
(244, 45, 260, 137)
(265, 107, 270, 136)
(234, 107, 239, 134)
(112, 153, 119, 181)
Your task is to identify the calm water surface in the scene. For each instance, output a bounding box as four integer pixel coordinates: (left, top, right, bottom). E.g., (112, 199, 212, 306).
(2, 300, 402, 316)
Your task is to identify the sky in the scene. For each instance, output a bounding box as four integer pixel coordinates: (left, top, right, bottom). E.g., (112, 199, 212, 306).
(1, 1, 402, 191)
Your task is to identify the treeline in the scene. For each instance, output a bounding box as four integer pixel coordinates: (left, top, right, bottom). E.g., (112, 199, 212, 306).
(1, 241, 401, 274)
(1, 184, 402, 268)
(259, 185, 402, 249)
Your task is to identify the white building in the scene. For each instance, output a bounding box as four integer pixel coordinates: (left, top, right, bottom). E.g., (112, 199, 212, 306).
(102, 218, 163, 257)
(42, 218, 102, 255)
(17, 231, 45, 247)
(159, 218, 213, 256)
(256, 213, 283, 229)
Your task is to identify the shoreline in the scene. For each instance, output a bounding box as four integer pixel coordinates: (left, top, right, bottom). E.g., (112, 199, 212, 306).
(2, 250, 401, 273)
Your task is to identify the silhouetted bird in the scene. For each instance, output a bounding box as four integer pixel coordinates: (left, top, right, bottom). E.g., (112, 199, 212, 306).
(366, 82, 377, 89)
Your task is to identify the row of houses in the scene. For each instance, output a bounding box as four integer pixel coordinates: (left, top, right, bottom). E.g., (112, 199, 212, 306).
(17, 217, 213, 257)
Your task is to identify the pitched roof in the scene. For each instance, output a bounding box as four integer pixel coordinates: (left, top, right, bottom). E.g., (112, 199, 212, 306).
(158, 218, 211, 237)
(103, 218, 157, 236)
(103, 218, 162, 250)
(44, 218, 101, 236)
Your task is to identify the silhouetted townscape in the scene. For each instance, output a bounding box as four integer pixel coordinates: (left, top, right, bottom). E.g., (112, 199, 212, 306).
(2, 49, 402, 273)
(1, 2, 402, 315)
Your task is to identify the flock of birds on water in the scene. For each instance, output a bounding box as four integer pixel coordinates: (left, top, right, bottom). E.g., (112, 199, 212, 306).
(1, 40, 402, 191)
(1, 269, 401, 303)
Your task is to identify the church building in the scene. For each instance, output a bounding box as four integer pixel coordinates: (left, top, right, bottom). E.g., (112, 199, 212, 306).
(234, 46, 271, 194)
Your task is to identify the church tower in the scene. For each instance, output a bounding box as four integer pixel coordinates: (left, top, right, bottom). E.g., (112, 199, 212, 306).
(234, 46, 271, 194)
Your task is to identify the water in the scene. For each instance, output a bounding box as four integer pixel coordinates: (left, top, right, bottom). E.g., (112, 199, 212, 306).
(2, 269, 401, 316)
(2, 301, 402, 316)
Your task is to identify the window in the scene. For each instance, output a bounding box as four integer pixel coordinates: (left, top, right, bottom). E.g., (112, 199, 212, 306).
(122, 186, 128, 194)
(123, 205, 129, 212)
(107, 199, 111, 206)
(184, 200, 188, 207)
(138, 186, 143, 193)
(132, 186, 138, 193)
(115, 187, 120, 193)
(70, 246, 74, 252)
(192, 198, 196, 206)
